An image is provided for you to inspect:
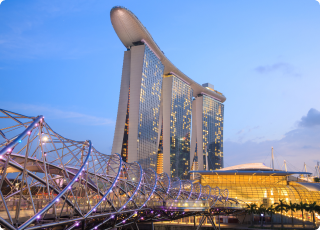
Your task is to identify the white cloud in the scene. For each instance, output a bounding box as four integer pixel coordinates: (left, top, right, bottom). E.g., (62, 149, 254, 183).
(0, 0, 4, 5)
(224, 109, 320, 175)
(254, 62, 301, 77)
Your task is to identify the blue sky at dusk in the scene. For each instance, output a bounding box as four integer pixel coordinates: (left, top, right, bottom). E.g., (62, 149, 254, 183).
(1, 0, 320, 174)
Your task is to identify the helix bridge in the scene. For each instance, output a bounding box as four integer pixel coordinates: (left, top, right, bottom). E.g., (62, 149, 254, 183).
(0, 109, 243, 230)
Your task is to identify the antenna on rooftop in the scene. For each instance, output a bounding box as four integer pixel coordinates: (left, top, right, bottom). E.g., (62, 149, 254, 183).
(304, 162, 309, 182)
(271, 147, 274, 171)
(304, 162, 307, 172)
(284, 160, 287, 172)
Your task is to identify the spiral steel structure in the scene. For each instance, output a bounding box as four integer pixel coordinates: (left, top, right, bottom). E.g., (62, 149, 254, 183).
(0, 109, 241, 230)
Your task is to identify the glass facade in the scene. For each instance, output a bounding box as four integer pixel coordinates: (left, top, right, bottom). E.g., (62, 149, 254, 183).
(157, 123, 163, 174)
(121, 87, 130, 162)
(201, 174, 320, 220)
(137, 45, 164, 170)
(169, 76, 193, 179)
(202, 95, 224, 170)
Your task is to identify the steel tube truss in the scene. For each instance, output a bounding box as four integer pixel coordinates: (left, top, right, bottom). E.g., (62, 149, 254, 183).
(0, 109, 240, 230)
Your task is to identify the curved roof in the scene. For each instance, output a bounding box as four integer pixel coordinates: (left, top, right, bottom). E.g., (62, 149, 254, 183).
(190, 162, 312, 176)
(296, 182, 320, 192)
(110, 6, 226, 103)
(220, 163, 273, 171)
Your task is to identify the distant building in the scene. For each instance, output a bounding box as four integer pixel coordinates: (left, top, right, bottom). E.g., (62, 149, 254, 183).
(190, 84, 224, 171)
(110, 6, 226, 178)
(193, 163, 320, 210)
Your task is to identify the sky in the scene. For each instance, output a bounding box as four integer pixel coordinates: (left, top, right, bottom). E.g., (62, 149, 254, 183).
(1, 0, 320, 174)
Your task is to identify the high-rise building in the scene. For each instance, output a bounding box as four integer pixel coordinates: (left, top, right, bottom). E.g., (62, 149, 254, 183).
(163, 74, 193, 179)
(110, 6, 226, 176)
(112, 44, 164, 171)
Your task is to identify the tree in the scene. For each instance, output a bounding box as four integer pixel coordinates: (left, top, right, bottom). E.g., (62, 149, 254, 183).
(296, 201, 308, 228)
(286, 201, 296, 226)
(257, 204, 266, 227)
(274, 199, 288, 228)
(246, 203, 257, 227)
(267, 205, 275, 228)
(306, 202, 318, 227)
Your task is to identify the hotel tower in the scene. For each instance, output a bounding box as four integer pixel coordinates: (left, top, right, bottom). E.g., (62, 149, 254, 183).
(110, 7, 226, 179)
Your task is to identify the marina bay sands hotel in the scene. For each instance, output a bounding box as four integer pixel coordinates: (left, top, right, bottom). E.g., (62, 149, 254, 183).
(110, 7, 225, 179)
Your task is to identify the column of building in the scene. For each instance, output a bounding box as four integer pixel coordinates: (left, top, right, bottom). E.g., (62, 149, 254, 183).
(112, 44, 164, 171)
(162, 74, 193, 179)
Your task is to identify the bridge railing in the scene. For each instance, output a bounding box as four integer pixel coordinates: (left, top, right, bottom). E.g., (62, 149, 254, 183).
(0, 109, 240, 230)
(165, 200, 210, 211)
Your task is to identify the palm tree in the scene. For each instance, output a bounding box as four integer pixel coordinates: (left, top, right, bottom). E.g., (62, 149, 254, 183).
(296, 201, 308, 228)
(274, 199, 288, 228)
(267, 205, 275, 228)
(286, 201, 296, 227)
(257, 204, 266, 227)
(246, 203, 257, 227)
(306, 202, 318, 227)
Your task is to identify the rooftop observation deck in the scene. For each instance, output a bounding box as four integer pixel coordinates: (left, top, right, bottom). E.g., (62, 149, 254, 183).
(110, 6, 226, 103)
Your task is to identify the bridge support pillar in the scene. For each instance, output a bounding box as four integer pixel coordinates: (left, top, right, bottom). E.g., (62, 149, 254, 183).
(195, 215, 218, 230)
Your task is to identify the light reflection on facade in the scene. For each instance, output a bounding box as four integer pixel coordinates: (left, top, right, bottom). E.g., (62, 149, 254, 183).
(202, 95, 224, 170)
(168, 75, 193, 179)
(137, 46, 164, 170)
(111, 6, 226, 177)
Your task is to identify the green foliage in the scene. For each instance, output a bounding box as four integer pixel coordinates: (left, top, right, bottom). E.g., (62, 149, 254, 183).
(274, 199, 289, 213)
(286, 201, 296, 212)
(246, 203, 257, 214)
(266, 204, 275, 215)
(257, 204, 266, 214)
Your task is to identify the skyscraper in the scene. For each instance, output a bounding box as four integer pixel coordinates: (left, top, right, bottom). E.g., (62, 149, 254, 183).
(112, 44, 164, 171)
(110, 6, 226, 176)
(163, 74, 193, 178)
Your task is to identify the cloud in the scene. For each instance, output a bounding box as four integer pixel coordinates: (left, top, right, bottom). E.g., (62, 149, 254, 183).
(236, 129, 244, 135)
(298, 108, 320, 128)
(0, 0, 4, 5)
(254, 62, 301, 77)
(224, 109, 320, 174)
(2, 103, 114, 126)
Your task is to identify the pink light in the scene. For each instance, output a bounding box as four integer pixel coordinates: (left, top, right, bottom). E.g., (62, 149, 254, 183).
(7, 148, 12, 152)
(37, 215, 40, 219)
(141, 217, 144, 220)
(27, 131, 31, 135)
